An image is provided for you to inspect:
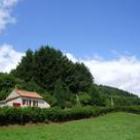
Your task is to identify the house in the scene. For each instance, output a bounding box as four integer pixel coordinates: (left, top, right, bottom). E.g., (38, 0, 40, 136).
(0, 89, 50, 108)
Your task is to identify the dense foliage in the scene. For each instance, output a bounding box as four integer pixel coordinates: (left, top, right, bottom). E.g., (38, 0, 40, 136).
(0, 46, 140, 108)
(0, 106, 139, 125)
(12, 47, 93, 93)
(0, 73, 16, 100)
(95, 85, 140, 106)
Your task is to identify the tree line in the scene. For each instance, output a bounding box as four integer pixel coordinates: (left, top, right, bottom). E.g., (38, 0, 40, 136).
(0, 46, 139, 108)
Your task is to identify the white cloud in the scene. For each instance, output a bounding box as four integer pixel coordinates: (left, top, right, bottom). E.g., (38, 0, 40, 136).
(65, 53, 78, 63)
(0, 0, 19, 33)
(66, 53, 140, 97)
(0, 44, 24, 72)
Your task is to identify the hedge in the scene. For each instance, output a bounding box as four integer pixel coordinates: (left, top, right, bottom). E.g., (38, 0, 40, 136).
(0, 106, 139, 125)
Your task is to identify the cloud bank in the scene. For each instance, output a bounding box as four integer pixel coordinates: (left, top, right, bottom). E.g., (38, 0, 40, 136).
(66, 53, 140, 96)
(0, 44, 24, 72)
(0, 0, 19, 33)
(0, 45, 140, 96)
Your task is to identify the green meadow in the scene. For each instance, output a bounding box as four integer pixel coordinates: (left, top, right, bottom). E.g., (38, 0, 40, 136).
(0, 112, 139, 140)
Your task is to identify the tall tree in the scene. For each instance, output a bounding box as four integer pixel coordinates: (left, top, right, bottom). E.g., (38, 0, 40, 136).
(68, 63, 93, 93)
(12, 49, 34, 82)
(11, 46, 93, 94)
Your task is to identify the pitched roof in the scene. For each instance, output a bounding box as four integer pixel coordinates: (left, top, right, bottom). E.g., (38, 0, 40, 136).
(15, 89, 43, 99)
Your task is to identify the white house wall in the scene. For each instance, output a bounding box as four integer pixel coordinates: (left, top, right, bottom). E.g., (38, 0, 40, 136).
(38, 99, 50, 108)
(6, 97, 22, 107)
(6, 97, 50, 108)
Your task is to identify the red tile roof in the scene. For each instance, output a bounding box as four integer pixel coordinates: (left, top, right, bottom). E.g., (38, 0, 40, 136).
(15, 89, 43, 99)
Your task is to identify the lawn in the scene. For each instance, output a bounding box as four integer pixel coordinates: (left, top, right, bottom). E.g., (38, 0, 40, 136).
(0, 112, 139, 140)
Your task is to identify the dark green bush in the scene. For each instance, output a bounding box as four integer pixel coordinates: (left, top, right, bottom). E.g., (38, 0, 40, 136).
(0, 106, 139, 125)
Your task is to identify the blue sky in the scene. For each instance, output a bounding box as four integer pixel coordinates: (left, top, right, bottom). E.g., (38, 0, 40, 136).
(0, 0, 140, 96)
(0, 0, 140, 59)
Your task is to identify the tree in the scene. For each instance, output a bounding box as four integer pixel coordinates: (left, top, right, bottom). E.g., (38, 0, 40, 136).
(12, 49, 34, 82)
(0, 73, 16, 100)
(54, 80, 66, 108)
(67, 63, 93, 93)
(79, 92, 92, 106)
(11, 46, 93, 94)
(88, 85, 104, 106)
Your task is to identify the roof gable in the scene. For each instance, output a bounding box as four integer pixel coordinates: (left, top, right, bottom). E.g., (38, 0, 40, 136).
(6, 90, 19, 101)
(6, 89, 43, 101)
(15, 89, 43, 99)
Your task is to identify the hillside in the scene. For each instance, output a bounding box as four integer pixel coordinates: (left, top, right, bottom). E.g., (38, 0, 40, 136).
(0, 112, 139, 140)
(96, 85, 140, 106)
(97, 85, 137, 97)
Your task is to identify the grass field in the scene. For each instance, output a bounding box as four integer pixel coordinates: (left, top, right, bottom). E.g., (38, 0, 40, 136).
(0, 112, 139, 140)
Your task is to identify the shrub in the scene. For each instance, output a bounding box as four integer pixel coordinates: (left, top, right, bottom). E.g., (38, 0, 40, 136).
(0, 106, 139, 125)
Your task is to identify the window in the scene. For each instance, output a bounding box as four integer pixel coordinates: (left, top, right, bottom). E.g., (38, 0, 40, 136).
(36, 101, 38, 107)
(33, 100, 38, 107)
(22, 99, 31, 106)
(33, 100, 35, 106)
(22, 99, 26, 105)
(29, 100, 31, 106)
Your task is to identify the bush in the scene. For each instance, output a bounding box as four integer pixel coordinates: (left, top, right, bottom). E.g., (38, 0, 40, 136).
(115, 106, 140, 114)
(0, 106, 139, 125)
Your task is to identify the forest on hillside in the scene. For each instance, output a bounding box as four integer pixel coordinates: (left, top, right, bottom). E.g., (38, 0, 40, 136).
(0, 46, 139, 108)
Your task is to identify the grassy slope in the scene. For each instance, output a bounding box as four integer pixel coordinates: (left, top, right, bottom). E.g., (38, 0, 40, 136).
(0, 112, 140, 140)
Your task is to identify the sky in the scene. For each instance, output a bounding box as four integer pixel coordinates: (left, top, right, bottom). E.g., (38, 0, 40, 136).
(0, 0, 140, 96)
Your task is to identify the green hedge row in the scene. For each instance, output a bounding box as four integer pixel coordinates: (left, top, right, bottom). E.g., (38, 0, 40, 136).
(0, 106, 139, 125)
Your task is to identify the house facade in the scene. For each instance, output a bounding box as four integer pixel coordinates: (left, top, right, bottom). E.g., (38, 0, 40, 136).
(0, 89, 50, 108)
